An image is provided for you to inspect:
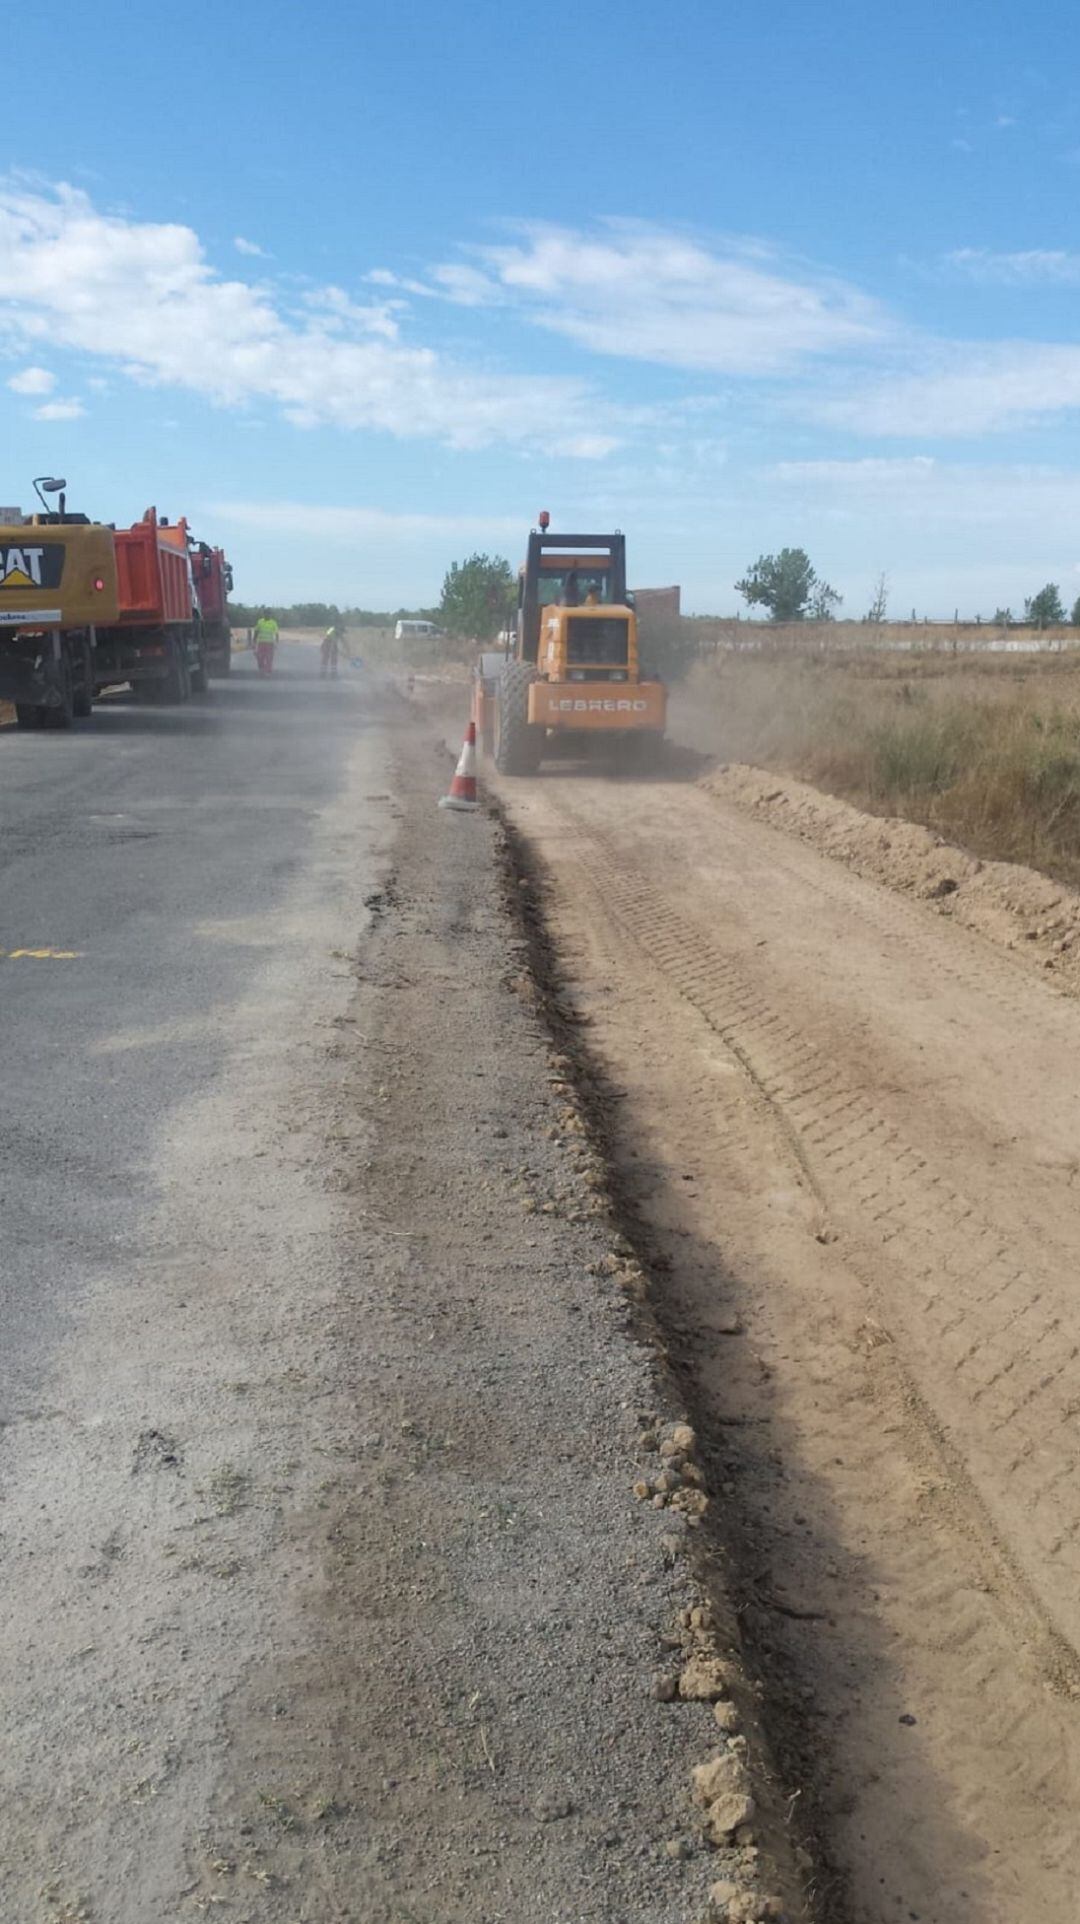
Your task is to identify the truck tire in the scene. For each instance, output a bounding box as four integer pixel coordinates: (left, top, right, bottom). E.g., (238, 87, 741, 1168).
(41, 655, 75, 730)
(189, 640, 209, 694)
(162, 635, 190, 704)
(72, 638, 93, 718)
(494, 662, 543, 775)
(15, 704, 43, 729)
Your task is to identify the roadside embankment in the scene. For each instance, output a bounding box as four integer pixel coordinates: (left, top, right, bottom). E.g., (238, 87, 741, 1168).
(700, 760, 1080, 1003)
(675, 651, 1080, 887)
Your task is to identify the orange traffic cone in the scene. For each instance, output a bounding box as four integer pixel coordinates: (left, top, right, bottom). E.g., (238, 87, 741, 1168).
(439, 720, 480, 812)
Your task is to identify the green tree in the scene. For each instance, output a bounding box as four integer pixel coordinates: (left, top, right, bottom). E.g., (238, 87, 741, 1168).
(1071, 597, 1080, 627)
(440, 553, 514, 640)
(1025, 583, 1065, 627)
(735, 548, 840, 622)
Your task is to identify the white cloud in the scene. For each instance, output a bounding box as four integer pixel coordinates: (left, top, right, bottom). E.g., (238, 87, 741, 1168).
(8, 364, 55, 394)
(234, 236, 267, 257)
(429, 220, 889, 374)
(365, 267, 436, 297)
(808, 343, 1080, 436)
(770, 454, 1080, 532)
(301, 284, 403, 341)
(209, 501, 526, 544)
(34, 397, 85, 420)
(946, 247, 1080, 283)
(0, 182, 612, 453)
(742, 456, 1080, 616)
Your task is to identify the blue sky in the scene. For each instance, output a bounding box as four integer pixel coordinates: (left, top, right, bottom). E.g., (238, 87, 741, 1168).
(5, 0, 1080, 615)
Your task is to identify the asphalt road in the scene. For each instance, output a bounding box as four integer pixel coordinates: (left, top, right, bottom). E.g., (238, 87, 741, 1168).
(0, 656, 745, 1924)
(1, 648, 379, 1396)
(0, 645, 400, 1918)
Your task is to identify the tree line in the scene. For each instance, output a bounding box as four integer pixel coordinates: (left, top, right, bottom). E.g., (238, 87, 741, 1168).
(734, 551, 1080, 627)
(231, 554, 1080, 646)
(227, 599, 438, 629)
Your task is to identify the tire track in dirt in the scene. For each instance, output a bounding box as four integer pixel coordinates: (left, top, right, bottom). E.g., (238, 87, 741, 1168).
(530, 786, 1080, 1653)
(499, 769, 1080, 1924)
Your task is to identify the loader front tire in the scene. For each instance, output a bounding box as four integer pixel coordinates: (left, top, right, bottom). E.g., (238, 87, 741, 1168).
(494, 662, 543, 776)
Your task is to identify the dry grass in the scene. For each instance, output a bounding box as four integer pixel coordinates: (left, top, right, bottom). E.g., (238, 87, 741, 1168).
(679, 651, 1080, 886)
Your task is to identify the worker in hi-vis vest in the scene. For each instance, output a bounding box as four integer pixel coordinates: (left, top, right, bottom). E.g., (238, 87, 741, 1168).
(253, 610, 279, 676)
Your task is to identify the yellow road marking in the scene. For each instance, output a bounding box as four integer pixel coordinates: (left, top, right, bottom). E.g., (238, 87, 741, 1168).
(1, 947, 83, 959)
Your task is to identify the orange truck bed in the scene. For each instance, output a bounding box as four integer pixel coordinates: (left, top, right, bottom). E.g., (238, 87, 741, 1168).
(113, 511, 193, 626)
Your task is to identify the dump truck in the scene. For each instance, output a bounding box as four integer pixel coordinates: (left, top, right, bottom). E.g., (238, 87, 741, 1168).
(161, 523, 233, 677)
(194, 540, 233, 677)
(0, 479, 119, 727)
(472, 515, 666, 774)
(93, 509, 208, 701)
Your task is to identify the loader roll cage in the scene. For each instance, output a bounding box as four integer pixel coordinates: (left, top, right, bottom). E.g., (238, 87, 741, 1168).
(518, 530, 627, 664)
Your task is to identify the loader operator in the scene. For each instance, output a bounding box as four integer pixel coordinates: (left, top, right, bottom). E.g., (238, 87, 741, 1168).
(253, 610, 279, 676)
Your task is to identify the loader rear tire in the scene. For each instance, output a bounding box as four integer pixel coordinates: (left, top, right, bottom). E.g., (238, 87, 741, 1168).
(614, 729, 664, 774)
(494, 662, 543, 775)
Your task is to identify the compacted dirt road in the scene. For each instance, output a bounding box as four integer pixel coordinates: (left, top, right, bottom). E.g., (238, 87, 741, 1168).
(496, 754, 1080, 1924)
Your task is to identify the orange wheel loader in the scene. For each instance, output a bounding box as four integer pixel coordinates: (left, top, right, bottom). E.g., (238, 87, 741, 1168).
(472, 515, 666, 775)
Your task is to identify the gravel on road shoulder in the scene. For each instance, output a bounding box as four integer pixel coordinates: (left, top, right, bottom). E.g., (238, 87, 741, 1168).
(194, 711, 797, 1923)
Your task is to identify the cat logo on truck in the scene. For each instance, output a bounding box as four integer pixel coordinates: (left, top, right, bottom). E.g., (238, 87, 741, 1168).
(0, 545, 58, 590)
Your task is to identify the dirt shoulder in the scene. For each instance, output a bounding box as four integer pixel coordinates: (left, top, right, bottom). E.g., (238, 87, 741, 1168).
(196, 714, 802, 1924)
(492, 753, 1080, 1924)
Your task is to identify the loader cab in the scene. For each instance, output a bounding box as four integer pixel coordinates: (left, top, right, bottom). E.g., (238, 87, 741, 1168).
(517, 527, 627, 666)
(539, 603, 636, 683)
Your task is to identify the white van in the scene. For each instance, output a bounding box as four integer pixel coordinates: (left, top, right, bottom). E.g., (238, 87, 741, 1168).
(394, 619, 442, 642)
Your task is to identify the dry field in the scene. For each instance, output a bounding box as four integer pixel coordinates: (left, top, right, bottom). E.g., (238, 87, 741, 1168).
(674, 647, 1080, 885)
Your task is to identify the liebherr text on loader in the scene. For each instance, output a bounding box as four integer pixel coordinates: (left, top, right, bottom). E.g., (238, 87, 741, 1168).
(472, 513, 666, 775)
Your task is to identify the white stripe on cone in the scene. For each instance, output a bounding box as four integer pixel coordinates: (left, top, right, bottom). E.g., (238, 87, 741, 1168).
(439, 720, 480, 811)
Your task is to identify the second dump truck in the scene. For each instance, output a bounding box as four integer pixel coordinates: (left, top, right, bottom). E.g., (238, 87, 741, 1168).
(472, 516, 666, 774)
(190, 537, 234, 677)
